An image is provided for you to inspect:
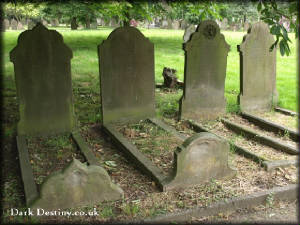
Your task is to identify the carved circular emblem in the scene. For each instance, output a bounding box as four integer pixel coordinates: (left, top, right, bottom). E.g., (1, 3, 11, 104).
(203, 24, 217, 39)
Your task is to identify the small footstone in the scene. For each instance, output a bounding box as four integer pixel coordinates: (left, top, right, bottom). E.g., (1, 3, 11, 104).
(31, 159, 124, 210)
(165, 132, 236, 190)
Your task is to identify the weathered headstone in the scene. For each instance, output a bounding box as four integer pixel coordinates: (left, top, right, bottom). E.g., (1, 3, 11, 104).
(4, 19, 10, 30)
(10, 23, 75, 136)
(172, 20, 180, 29)
(220, 18, 228, 30)
(42, 20, 48, 27)
(28, 20, 36, 30)
(165, 132, 236, 189)
(50, 19, 59, 27)
(98, 26, 155, 125)
(31, 159, 124, 210)
(90, 22, 97, 29)
(238, 21, 278, 112)
(180, 20, 188, 29)
(17, 22, 24, 30)
(11, 19, 18, 30)
(162, 20, 168, 28)
(183, 24, 196, 43)
(180, 20, 230, 120)
(244, 21, 250, 31)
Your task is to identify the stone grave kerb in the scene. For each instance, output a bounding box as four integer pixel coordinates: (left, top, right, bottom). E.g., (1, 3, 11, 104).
(10, 23, 75, 136)
(237, 21, 278, 112)
(180, 20, 230, 121)
(98, 26, 155, 125)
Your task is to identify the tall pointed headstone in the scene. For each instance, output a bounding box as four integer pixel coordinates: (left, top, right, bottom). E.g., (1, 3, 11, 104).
(180, 20, 230, 121)
(10, 23, 75, 136)
(238, 21, 278, 112)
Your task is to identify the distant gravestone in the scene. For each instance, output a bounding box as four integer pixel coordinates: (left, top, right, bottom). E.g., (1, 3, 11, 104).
(238, 21, 278, 112)
(4, 19, 10, 30)
(180, 20, 230, 120)
(17, 22, 24, 30)
(180, 20, 188, 29)
(10, 23, 75, 136)
(50, 19, 59, 27)
(244, 21, 250, 31)
(166, 132, 236, 189)
(183, 24, 196, 43)
(31, 159, 124, 210)
(42, 20, 48, 27)
(98, 26, 155, 125)
(28, 20, 36, 29)
(90, 22, 97, 29)
(11, 19, 18, 30)
(172, 20, 180, 29)
(162, 20, 168, 28)
(220, 18, 228, 30)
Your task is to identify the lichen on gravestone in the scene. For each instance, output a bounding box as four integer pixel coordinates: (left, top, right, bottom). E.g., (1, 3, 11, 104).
(30, 158, 124, 210)
(165, 132, 236, 190)
(10, 23, 75, 136)
(180, 20, 230, 121)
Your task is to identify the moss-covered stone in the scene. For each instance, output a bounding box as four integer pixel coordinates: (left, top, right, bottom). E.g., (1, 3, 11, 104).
(10, 23, 75, 136)
(165, 132, 236, 190)
(31, 159, 124, 210)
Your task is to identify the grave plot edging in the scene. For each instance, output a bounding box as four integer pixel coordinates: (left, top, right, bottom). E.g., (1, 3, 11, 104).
(102, 124, 169, 191)
(221, 118, 299, 155)
(142, 184, 298, 223)
(275, 107, 299, 117)
(241, 112, 299, 142)
(16, 136, 39, 205)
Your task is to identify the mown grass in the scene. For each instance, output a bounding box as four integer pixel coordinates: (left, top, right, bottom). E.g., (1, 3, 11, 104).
(3, 26, 298, 117)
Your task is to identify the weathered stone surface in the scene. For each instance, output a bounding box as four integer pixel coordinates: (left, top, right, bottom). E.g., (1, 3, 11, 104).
(180, 20, 188, 29)
(10, 23, 75, 136)
(183, 25, 196, 43)
(50, 19, 59, 27)
(98, 26, 155, 125)
(3, 19, 10, 30)
(243, 21, 251, 31)
(31, 159, 124, 210)
(41, 20, 48, 26)
(162, 20, 168, 28)
(172, 20, 180, 29)
(165, 132, 236, 189)
(11, 19, 18, 30)
(220, 18, 228, 30)
(238, 21, 278, 112)
(17, 22, 23, 30)
(91, 22, 97, 29)
(180, 20, 230, 120)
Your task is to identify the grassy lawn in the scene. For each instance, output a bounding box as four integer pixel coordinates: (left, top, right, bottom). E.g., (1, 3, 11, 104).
(3, 26, 298, 117)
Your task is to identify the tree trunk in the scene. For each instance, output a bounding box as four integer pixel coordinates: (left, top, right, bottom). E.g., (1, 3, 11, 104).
(71, 17, 78, 30)
(85, 15, 90, 29)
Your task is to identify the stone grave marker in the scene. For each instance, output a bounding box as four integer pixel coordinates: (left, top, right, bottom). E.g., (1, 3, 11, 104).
(50, 19, 59, 27)
(11, 19, 18, 30)
(4, 19, 10, 30)
(166, 132, 236, 189)
(31, 159, 124, 210)
(180, 20, 230, 120)
(162, 20, 168, 28)
(180, 20, 188, 29)
(98, 26, 155, 125)
(172, 20, 180, 29)
(238, 21, 278, 112)
(183, 24, 196, 43)
(42, 20, 48, 27)
(220, 18, 228, 30)
(17, 22, 24, 30)
(10, 23, 75, 136)
(91, 22, 97, 29)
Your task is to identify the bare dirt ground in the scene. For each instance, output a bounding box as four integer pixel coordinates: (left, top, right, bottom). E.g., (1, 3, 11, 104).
(192, 200, 299, 224)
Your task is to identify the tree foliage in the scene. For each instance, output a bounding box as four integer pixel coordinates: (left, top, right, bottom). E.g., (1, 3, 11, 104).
(258, 0, 299, 56)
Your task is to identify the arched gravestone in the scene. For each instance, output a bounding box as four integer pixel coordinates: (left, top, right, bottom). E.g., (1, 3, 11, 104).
(238, 21, 278, 112)
(98, 26, 155, 125)
(180, 20, 230, 121)
(165, 132, 236, 189)
(10, 23, 75, 136)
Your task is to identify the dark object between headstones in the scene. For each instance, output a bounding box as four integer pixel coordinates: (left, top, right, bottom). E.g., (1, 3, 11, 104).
(163, 67, 178, 88)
